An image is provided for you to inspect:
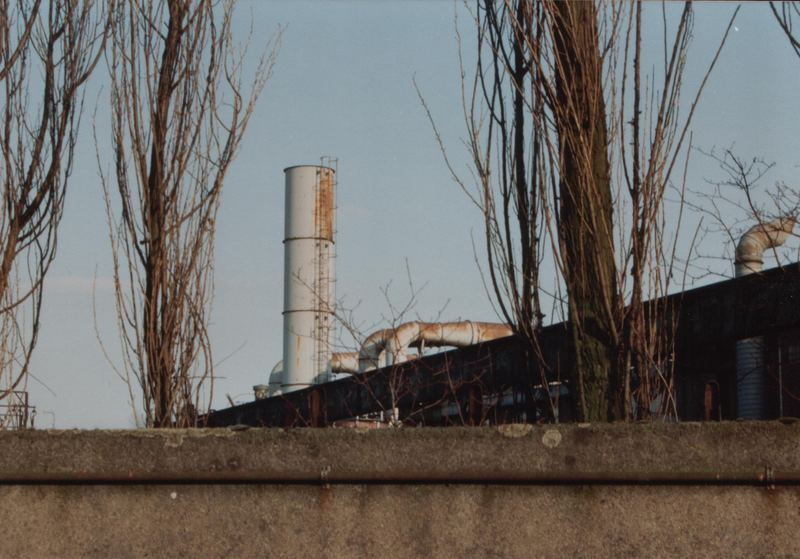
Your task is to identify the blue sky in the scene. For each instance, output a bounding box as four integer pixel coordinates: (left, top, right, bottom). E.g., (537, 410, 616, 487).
(26, 1, 800, 428)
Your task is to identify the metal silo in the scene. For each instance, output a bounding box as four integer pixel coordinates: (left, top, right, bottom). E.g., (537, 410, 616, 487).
(281, 165, 335, 392)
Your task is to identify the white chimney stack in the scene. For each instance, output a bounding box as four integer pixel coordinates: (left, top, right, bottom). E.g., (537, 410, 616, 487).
(280, 165, 335, 392)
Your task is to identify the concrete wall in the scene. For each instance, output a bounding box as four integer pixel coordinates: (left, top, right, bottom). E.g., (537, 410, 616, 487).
(2, 423, 799, 557)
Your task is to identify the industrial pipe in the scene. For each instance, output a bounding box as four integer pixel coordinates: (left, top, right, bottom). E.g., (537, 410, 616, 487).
(734, 217, 796, 276)
(357, 329, 394, 373)
(358, 321, 513, 373)
(385, 321, 513, 366)
(331, 352, 359, 374)
(734, 216, 796, 419)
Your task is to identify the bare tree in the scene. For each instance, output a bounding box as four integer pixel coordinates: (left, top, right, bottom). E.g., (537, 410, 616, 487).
(0, 0, 106, 414)
(328, 261, 454, 426)
(772, 1, 800, 60)
(680, 5, 800, 286)
(544, 0, 620, 421)
(424, 0, 737, 421)
(688, 148, 799, 280)
(688, 4, 800, 269)
(100, 0, 279, 427)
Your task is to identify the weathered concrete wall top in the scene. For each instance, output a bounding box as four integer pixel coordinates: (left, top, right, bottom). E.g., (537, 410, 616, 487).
(2, 422, 799, 483)
(2, 423, 799, 558)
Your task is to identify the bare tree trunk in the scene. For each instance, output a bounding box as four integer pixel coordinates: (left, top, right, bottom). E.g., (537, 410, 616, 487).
(0, 0, 106, 415)
(102, 0, 280, 427)
(550, 1, 618, 421)
(144, 0, 184, 427)
(422, 0, 738, 423)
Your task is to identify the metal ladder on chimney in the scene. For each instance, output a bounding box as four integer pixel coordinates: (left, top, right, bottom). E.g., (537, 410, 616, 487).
(314, 156, 338, 384)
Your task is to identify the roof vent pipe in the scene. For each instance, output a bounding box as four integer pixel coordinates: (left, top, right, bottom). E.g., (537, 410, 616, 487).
(253, 384, 269, 401)
(735, 217, 796, 419)
(734, 217, 796, 276)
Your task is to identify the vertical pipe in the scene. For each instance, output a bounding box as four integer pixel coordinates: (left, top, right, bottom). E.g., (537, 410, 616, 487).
(735, 337, 765, 419)
(735, 253, 766, 419)
(734, 218, 796, 419)
(281, 166, 335, 393)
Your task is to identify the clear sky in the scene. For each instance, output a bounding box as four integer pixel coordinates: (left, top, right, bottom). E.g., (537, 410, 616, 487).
(24, 1, 800, 428)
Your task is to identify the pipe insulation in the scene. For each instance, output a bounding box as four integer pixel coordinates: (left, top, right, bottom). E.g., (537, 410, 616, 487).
(734, 217, 796, 276)
(357, 329, 395, 373)
(330, 352, 359, 375)
(358, 321, 514, 373)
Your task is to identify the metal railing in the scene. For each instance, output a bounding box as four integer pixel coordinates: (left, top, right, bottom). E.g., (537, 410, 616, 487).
(0, 391, 34, 430)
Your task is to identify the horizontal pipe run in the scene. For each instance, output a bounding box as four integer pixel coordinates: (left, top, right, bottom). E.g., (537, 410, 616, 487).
(331, 351, 359, 374)
(385, 321, 514, 366)
(358, 321, 513, 373)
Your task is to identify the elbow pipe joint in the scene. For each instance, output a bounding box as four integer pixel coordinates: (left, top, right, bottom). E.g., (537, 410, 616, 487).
(735, 217, 796, 277)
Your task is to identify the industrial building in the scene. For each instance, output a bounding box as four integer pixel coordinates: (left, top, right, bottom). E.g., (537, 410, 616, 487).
(204, 163, 800, 427)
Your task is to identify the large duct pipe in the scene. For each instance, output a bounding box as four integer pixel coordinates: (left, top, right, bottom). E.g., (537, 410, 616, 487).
(734, 217, 796, 276)
(357, 329, 394, 373)
(386, 321, 514, 366)
(281, 165, 335, 392)
(735, 217, 796, 419)
(331, 352, 359, 375)
(358, 321, 513, 373)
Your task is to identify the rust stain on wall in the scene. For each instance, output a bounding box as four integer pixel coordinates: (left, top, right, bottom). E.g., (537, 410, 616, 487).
(316, 168, 334, 241)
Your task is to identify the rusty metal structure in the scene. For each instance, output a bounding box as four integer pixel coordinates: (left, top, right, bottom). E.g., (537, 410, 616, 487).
(0, 391, 34, 430)
(206, 264, 800, 427)
(268, 160, 513, 400)
(357, 321, 514, 373)
(278, 162, 337, 393)
(235, 160, 800, 427)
